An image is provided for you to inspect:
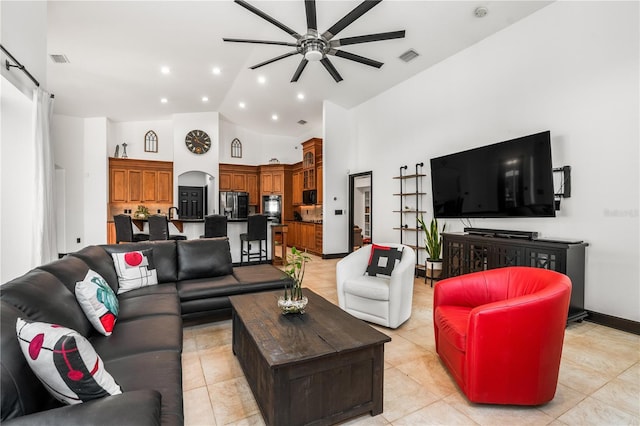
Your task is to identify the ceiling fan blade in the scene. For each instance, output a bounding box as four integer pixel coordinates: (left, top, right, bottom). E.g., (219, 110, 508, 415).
(322, 0, 382, 40)
(291, 59, 309, 82)
(332, 30, 406, 47)
(235, 0, 301, 39)
(223, 38, 298, 47)
(330, 50, 383, 68)
(249, 51, 299, 69)
(305, 0, 317, 31)
(320, 57, 343, 82)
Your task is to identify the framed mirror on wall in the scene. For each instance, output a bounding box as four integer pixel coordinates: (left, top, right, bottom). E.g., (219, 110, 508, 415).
(348, 171, 372, 253)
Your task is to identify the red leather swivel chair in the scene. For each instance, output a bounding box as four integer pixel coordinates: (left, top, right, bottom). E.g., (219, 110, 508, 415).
(433, 267, 571, 405)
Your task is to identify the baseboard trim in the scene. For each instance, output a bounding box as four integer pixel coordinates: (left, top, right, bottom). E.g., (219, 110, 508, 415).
(586, 311, 640, 335)
(322, 253, 348, 260)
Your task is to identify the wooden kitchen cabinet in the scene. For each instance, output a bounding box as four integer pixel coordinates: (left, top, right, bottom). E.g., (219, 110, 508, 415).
(301, 223, 316, 252)
(261, 170, 284, 194)
(316, 160, 323, 204)
(286, 221, 322, 255)
(219, 164, 260, 205)
(109, 158, 173, 204)
(292, 162, 303, 205)
(247, 174, 259, 206)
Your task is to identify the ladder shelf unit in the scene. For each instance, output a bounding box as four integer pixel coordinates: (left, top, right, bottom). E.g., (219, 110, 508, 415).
(393, 163, 426, 274)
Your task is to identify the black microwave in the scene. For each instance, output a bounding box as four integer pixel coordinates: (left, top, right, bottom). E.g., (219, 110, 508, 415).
(302, 189, 317, 205)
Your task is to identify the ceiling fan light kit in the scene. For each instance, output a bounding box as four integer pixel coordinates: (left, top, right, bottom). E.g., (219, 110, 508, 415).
(224, 0, 406, 83)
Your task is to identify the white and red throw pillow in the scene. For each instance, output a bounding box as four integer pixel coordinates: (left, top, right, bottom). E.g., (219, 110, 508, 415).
(15, 318, 122, 405)
(75, 269, 119, 336)
(111, 249, 158, 294)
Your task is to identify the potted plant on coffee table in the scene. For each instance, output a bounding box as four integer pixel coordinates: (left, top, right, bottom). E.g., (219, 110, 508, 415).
(417, 215, 446, 279)
(278, 247, 312, 314)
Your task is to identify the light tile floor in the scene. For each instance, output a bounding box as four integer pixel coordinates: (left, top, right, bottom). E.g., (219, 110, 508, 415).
(183, 253, 640, 425)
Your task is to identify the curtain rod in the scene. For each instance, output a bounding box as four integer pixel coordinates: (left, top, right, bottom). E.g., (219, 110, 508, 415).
(1, 43, 55, 98)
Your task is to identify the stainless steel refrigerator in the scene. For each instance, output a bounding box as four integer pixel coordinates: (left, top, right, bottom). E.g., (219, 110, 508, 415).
(219, 191, 249, 220)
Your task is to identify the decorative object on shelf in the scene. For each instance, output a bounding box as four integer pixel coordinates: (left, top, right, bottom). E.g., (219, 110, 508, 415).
(278, 247, 311, 314)
(133, 204, 150, 219)
(144, 130, 158, 153)
(113, 145, 120, 158)
(121, 143, 128, 159)
(269, 158, 280, 164)
(185, 129, 211, 154)
(417, 215, 446, 283)
(231, 138, 242, 158)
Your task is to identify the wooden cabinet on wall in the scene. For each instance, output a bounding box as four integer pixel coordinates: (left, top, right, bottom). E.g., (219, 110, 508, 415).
(219, 164, 260, 206)
(285, 221, 322, 255)
(301, 138, 322, 191)
(109, 158, 173, 204)
(292, 162, 303, 206)
(316, 159, 323, 204)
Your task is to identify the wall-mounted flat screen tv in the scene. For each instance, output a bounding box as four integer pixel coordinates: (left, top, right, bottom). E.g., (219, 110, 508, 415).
(430, 131, 555, 218)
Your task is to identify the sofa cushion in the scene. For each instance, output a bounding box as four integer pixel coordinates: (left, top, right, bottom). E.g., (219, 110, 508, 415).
(111, 250, 158, 294)
(90, 315, 182, 360)
(177, 238, 233, 281)
(104, 351, 183, 426)
(118, 292, 181, 322)
(75, 270, 119, 336)
(232, 264, 290, 287)
(37, 256, 92, 294)
(69, 246, 121, 293)
(16, 318, 122, 405)
(343, 275, 390, 301)
(101, 241, 178, 284)
(177, 275, 240, 302)
(434, 305, 472, 352)
(0, 270, 93, 337)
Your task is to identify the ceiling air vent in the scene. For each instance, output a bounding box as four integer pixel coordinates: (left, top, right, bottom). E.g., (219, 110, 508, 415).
(399, 49, 419, 63)
(297, 120, 307, 125)
(49, 54, 70, 64)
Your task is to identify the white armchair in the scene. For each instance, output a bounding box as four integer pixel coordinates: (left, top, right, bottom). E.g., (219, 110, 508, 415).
(336, 243, 416, 329)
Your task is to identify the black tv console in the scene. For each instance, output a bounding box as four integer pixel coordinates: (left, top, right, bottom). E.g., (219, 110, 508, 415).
(443, 232, 588, 323)
(464, 227, 539, 240)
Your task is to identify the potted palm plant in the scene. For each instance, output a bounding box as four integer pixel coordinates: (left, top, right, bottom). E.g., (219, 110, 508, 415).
(278, 247, 312, 314)
(417, 215, 446, 278)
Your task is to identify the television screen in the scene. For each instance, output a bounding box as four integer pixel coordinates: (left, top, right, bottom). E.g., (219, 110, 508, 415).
(430, 131, 555, 218)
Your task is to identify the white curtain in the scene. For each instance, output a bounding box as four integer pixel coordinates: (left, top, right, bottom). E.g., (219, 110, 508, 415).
(32, 88, 57, 265)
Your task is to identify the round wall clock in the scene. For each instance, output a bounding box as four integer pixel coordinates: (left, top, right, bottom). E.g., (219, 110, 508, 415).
(185, 129, 211, 154)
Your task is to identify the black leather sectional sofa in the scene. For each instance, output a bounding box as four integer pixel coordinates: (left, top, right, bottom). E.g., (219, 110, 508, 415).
(1, 237, 291, 425)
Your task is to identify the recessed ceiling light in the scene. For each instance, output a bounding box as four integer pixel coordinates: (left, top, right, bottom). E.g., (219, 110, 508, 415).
(161, 66, 170, 75)
(258, 75, 266, 85)
(160, 98, 168, 104)
(212, 67, 221, 75)
(239, 102, 246, 109)
(271, 114, 278, 121)
(474, 6, 488, 18)
(297, 93, 305, 100)
(202, 96, 209, 102)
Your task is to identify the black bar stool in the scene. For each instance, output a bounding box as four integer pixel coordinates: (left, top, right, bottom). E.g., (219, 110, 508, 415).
(240, 215, 267, 265)
(114, 214, 149, 243)
(201, 215, 228, 238)
(148, 215, 187, 241)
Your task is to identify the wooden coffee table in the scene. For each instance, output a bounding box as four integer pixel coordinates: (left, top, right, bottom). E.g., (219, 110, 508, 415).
(229, 289, 391, 426)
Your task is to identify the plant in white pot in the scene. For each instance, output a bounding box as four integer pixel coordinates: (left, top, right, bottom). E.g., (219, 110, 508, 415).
(417, 215, 446, 278)
(279, 247, 312, 314)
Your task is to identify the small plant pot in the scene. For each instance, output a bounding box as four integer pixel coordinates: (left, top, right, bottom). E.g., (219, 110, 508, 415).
(426, 259, 443, 278)
(278, 296, 308, 315)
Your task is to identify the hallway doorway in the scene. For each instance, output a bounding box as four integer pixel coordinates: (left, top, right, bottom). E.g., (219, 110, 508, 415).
(348, 171, 372, 253)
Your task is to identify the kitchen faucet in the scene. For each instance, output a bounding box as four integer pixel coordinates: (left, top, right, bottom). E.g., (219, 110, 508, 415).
(167, 207, 179, 220)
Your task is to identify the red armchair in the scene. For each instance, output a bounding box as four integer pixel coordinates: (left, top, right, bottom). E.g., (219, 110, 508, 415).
(433, 266, 571, 405)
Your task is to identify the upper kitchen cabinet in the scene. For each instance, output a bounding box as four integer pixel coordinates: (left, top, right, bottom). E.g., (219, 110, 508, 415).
(292, 162, 303, 206)
(219, 164, 259, 206)
(260, 165, 285, 195)
(301, 138, 322, 191)
(109, 158, 173, 204)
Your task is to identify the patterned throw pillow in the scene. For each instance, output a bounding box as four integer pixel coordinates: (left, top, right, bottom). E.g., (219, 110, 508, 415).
(15, 318, 122, 405)
(75, 270, 119, 336)
(111, 249, 158, 294)
(366, 244, 404, 277)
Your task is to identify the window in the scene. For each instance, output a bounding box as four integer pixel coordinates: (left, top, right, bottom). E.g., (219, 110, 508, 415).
(231, 138, 242, 158)
(144, 130, 158, 153)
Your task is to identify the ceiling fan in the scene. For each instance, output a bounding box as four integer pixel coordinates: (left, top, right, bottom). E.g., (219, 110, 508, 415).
(223, 0, 405, 82)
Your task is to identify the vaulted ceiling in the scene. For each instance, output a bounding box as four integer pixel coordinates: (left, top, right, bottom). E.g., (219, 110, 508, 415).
(47, 1, 551, 137)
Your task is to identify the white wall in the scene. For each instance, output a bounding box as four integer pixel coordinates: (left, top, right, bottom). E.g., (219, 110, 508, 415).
(108, 120, 173, 161)
(350, 2, 639, 321)
(83, 118, 108, 245)
(322, 101, 354, 255)
(51, 115, 85, 253)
